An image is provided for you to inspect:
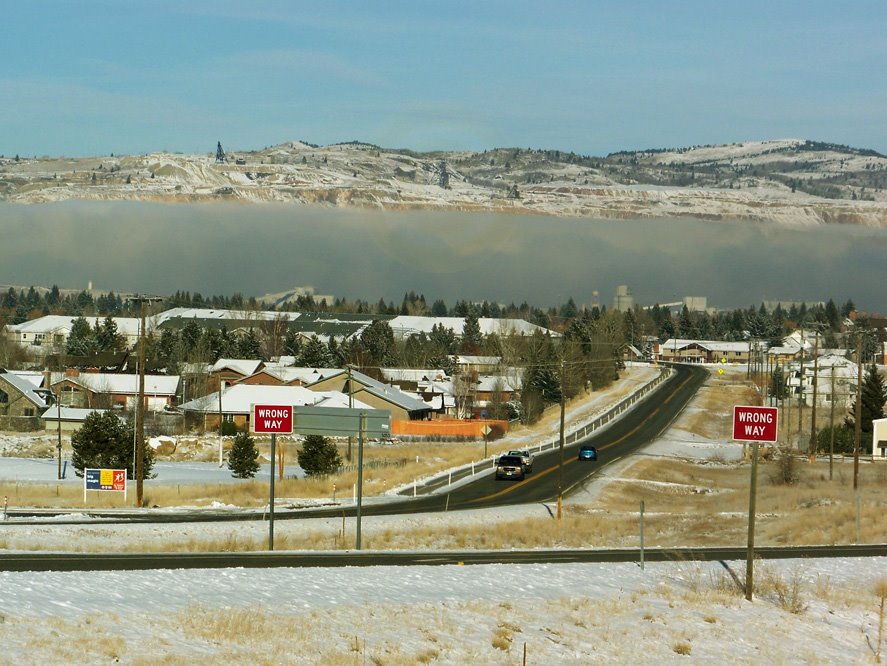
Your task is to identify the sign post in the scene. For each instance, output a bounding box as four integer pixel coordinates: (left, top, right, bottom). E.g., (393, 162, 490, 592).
(293, 406, 390, 550)
(252, 404, 294, 551)
(733, 405, 778, 601)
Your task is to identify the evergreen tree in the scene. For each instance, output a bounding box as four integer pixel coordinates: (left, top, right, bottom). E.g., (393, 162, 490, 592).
(359, 320, 396, 366)
(283, 329, 302, 357)
(70, 411, 154, 480)
(300, 335, 332, 367)
(824, 299, 840, 331)
(66, 316, 96, 356)
(841, 298, 856, 318)
(237, 328, 263, 359)
(227, 431, 261, 478)
(846, 363, 887, 442)
(96, 315, 123, 352)
(430, 299, 448, 317)
(297, 435, 342, 476)
(559, 297, 579, 320)
(460, 307, 483, 354)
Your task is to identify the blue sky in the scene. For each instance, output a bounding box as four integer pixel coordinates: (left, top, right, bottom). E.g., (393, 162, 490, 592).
(3, 1, 886, 157)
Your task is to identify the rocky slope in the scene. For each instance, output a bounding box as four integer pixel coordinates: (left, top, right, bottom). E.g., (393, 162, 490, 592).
(2, 138, 886, 228)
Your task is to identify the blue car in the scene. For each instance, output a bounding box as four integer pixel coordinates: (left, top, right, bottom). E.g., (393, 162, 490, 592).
(578, 445, 598, 461)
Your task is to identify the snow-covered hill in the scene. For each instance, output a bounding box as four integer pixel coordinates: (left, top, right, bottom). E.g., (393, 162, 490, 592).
(2, 139, 886, 228)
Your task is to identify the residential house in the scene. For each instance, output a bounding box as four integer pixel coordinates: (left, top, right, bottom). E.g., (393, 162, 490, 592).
(42, 406, 108, 434)
(5, 315, 141, 354)
(660, 339, 750, 364)
(449, 355, 501, 374)
(308, 369, 433, 421)
(0, 371, 51, 427)
(178, 383, 371, 432)
(50, 370, 180, 412)
(874, 418, 887, 459)
(209, 358, 265, 392)
(235, 366, 342, 387)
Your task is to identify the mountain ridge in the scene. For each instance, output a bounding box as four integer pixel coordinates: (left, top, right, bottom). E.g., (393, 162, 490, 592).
(2, 138, 886, 228)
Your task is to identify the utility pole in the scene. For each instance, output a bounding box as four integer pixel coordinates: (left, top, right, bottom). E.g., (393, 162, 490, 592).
(346, 365, 353, 462)
(56, 389, 62, 480)
(798, 331, 805, 451)
(128, 295, 162, 508)
(556, 358, 565, 522)
(854, 333, 863, 491)
(809, 329, 820, 459)
(829, 366, 836, 481)
(136, 299, 147, 507)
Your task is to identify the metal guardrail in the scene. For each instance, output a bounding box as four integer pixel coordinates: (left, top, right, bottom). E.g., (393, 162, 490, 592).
(405, 365, 673, 494)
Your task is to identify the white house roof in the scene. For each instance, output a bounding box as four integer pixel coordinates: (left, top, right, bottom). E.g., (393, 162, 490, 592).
(53, 373, 179, 396)
(6, 370, 45, 388)
(258, 367, 342, 384)
(342, 369, 433, 414)
(7, 315, 141, 338)
(0, 372, 50, 409)
(179, 384, 370, 414)
(380, 368, 449, 383)
(210, 358, 264, 376)
(156, 307, 292, 324)
(662, 339, 749, 353)
(388, 316, 552, 338)
(42, 406, 107, 422)
(476, 375, 519, 392)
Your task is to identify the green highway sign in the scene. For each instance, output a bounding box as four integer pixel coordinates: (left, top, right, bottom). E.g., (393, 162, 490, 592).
(292, 406, 391, 437)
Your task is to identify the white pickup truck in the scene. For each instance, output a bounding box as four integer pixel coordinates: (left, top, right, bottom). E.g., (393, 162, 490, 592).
(507, 449, 534, 474)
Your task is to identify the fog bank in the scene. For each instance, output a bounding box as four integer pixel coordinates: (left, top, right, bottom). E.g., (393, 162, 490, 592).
(1, 202, 883, 311)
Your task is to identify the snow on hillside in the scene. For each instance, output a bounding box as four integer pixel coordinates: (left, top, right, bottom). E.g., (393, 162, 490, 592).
(2, 139, 886, 227)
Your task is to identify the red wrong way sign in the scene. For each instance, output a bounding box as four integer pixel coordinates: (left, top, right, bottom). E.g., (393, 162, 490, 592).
(733, 405, 778, 442)
(252, 404, 294, 434)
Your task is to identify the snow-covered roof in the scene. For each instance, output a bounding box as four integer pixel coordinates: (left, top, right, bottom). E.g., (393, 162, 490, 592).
(0, 372, 50, 408)
(6, 370, 45, 388)
(242, 366, 342, 385)
(180, 384, 370, 414)
(210, 358, 264, 376)
(476, 375, 519, 392)
(155, 307, 293, 324)
(450, 355, 501, 365)
(42, 406, 107, 422)
(388, 316, 552, 338)
(380, 368, 449, 383)
(346, 370, 433, 413)
(53, 373, 179, 396)
(661, 339, 749, 353)
(7, 314, 141, 337)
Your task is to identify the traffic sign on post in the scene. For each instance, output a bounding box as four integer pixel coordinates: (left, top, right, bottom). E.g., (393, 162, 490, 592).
(252, 404, 294, 434)
(733, 405, 778, 442)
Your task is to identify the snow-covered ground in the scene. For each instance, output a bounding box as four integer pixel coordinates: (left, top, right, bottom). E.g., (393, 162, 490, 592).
(3, 366, 886, 663)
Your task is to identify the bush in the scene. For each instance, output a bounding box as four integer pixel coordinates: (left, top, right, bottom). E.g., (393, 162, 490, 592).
(297, 435, 342, 476)
(71, 410, 155, 479)
(227, 431, 260, 479)
(771, 447, 798, 485)
(816, 424, 855, 454)
(220, 420, 240, 436)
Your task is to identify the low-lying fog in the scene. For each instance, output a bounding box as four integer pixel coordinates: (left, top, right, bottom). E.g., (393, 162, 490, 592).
(2, 202, 884, 311)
